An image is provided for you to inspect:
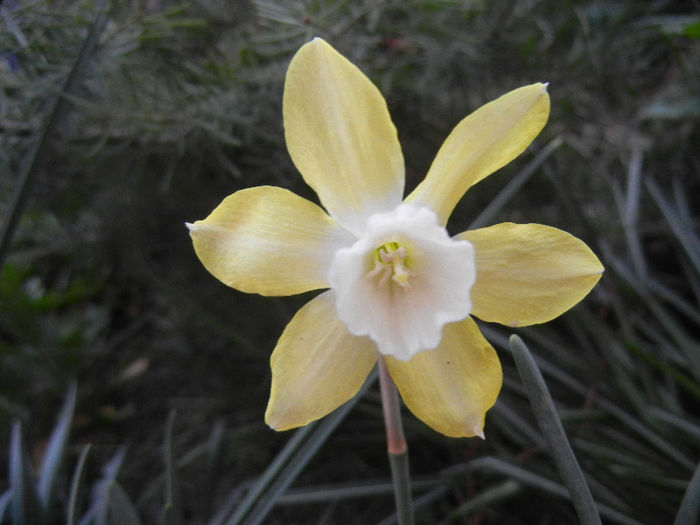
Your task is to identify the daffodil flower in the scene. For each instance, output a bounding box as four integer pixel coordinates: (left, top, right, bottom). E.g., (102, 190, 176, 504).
(188, 38, 603, 438)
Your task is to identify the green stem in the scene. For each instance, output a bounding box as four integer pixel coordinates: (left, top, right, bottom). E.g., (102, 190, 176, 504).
(378, 357, 414, 525)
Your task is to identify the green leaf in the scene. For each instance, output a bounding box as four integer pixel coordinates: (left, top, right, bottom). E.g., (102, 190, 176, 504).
(67, 444, 91, 525)
(509, 335, 602, 525)
(683, 22, 700, 38)
(38, 382, 77, 512)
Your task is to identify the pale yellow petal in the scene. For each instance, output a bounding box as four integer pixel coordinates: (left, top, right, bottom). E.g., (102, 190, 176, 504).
(284, 38, 404, 235)
(386, 317, 502, 438)
(188, 186, 354, 296)
(406, 84, 550, 225)
(458, 223, 604, 326)
(265, 291, 378, 430)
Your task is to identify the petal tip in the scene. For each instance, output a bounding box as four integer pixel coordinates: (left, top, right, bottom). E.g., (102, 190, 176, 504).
(264, 406, 284, 432)
(588, 256, 605, 277)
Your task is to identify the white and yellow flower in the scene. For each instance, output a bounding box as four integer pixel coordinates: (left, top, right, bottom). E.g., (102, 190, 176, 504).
(188, 38, 603, 438)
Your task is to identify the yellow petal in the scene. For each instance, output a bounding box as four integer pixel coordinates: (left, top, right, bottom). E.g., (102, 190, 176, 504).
(265, 291, 378, 430)
(406, 84, 550, 225)
(284, 38, 404, 235)
(385, 317, 502, 438)
(458, 223, 604, 326)
(188, 186, 354, 296)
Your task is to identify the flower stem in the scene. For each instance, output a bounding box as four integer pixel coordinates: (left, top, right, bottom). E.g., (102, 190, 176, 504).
(378, 357, 414, 525)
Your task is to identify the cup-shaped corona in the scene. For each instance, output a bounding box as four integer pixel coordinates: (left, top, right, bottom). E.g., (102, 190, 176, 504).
(329, 204, 476, 361)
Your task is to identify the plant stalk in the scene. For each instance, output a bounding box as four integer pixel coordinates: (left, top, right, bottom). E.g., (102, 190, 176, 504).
(378, 357, 414, 525)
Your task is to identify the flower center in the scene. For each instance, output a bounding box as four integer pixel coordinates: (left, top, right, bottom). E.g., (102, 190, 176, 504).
(365, 242, 416, 288)
(328, 203, 476, 361)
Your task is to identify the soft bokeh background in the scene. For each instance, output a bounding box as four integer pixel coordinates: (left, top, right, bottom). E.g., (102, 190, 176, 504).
(1, 0, 698, 523)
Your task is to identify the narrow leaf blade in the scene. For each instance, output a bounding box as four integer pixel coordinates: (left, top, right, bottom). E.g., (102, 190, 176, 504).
(674, 460, 700, 525)
(9, 421, 42, 525)
(67, 444, 91, 525)
(0, 490, 12, 522)
(162, 410, 182, 525)
(510, 335, 602, 525)
(38, 382, 77, 510)
(106, 480, 143, 525)
(238, 369, 378, 525)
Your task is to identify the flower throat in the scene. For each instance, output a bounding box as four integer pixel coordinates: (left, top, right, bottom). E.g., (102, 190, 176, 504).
(365, 242, 416, 288)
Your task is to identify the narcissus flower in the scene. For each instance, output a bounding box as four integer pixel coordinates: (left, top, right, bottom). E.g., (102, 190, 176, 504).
(188, 38, 603, 438)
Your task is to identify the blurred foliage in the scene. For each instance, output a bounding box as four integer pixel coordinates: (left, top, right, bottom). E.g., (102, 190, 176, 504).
(0, 0, 698, 523)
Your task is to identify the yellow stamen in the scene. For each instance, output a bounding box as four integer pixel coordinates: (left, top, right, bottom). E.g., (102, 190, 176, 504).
(366, 242, 416, 288)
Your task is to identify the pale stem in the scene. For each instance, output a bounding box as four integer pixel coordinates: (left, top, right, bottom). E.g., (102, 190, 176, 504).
(378, 357, 414, 525)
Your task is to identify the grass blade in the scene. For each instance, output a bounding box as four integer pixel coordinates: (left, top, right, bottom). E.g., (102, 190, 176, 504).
(78, 446, 128, 525)
(646, 178, 700, 275)
(101, 480, 143, 525)
(445, 457, 642, 525)
(205, 420, 225, 494)
(67, 444, 91, 525)
(228, 369, 378, 525)
(446, 480, 522, 521)
(10, 424, 43, 524)
(674, 460, 700, 525)
(239, 408, 354, 525)
(277, 478, 444, 505)
(38, 381, 77, 512)
(621, 147, 647, 277)
(1, 7, 29, 47)
(9, 421, 42, 525)
(162, 410, 182, 525)
(469, 136, 562, 229)
(509, 335, 602, 525)
(648, 408, 700, 442)
(0, 0, 108, 272)
(221, 420, 318, 525)
(493, 322, 697, 469)
(0, 491, 12, 522)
